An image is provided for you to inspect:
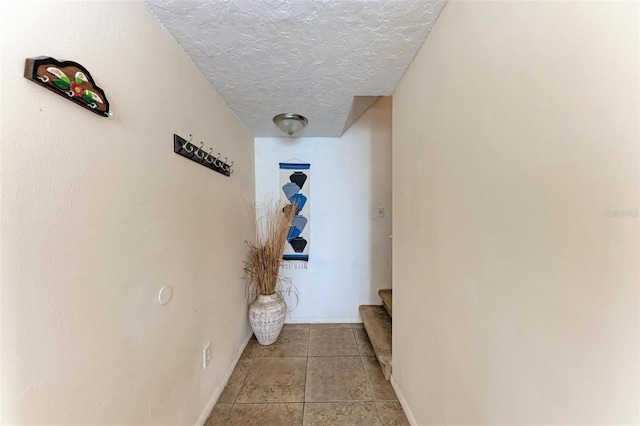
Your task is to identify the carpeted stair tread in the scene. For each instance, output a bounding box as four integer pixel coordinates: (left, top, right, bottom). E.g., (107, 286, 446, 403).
(359, 305, 392, 380)
(378, 289, 392, 317)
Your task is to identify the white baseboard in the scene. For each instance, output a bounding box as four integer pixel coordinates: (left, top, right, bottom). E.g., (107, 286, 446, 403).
(390, 374, 418, 426)
(285, 317, 362, 324)
(194, 332, 253, 426)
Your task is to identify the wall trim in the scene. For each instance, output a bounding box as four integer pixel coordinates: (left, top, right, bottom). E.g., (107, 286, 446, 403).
(285, 317, 362, 324)
(390, 374, 418, 426)
(194, 331, 253, 426)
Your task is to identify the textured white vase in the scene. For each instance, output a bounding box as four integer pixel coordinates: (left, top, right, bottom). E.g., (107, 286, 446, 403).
(249, 293, 287, 345)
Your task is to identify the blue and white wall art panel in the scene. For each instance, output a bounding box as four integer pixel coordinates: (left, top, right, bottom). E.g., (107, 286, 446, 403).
(280, 162, 310, 263)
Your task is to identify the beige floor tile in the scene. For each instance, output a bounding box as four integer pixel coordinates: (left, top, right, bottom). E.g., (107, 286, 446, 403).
(240, 335, 260, 360)
(257, 328, 309, 358)
(310, 323, 363, 329)
(362, 357, 397, 401)
(354, 328, 376, 357)
(303, 402, 380, 426)
(218, 358, 253, 403)
(228, 403, 303, 426)
(204, 403, 232, 426)
(305, 357, 372, 402)
(309, 329, 359, 356)
(236, 357, 307, 403)
(376, 401, 410, 426)
(217, 324, 400, 425)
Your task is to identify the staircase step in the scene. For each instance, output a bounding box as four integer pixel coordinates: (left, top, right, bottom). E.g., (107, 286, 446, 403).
(359, 305, 392, 380)
(378, 289, 392, 317)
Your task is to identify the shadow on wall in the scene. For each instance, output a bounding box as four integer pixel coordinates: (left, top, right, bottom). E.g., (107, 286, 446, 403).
(367, 96, 393, 304)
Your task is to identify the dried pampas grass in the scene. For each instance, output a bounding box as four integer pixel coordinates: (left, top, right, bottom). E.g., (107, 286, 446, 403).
(244, 200, 298, 307)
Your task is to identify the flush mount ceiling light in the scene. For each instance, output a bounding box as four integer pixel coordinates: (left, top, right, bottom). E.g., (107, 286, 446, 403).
(273, 113, 308, 137)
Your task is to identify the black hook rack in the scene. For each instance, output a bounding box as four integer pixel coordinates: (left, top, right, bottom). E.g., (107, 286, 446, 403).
(173, 134, 233, 177)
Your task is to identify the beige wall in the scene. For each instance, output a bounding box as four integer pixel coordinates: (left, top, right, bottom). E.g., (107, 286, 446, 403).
(0, 2, 254, 425)
(392, 1, 639, 425)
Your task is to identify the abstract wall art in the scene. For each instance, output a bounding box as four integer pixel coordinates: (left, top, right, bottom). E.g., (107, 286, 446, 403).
(280, 162, 310, 266)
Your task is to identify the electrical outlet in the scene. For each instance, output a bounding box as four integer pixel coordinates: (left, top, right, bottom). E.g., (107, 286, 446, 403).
(203, 343, 211, 369)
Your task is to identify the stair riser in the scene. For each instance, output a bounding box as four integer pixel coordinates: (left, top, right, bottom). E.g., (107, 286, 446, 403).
(359, 305, 392, 380)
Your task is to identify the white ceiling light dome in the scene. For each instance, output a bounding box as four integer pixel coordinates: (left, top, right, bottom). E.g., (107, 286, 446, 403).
(273, 113, 308, 137)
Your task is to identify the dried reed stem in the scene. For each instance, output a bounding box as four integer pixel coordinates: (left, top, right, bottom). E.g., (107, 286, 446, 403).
(244, 200, 297, 306)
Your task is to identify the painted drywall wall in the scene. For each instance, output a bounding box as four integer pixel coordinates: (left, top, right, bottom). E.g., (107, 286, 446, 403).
(0, 2, 254, 425)
(255, 97, 392, 322)
(392, 1, 639, 424)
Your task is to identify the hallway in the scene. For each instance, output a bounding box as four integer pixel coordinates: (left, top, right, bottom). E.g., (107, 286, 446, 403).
(2, 2, 638, 424)
(205, 324, 408, 425)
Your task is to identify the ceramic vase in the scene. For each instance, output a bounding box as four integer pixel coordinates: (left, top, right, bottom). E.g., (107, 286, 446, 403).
(249, 293, 287, 345)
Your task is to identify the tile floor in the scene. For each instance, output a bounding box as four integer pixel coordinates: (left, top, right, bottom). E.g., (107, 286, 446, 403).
(205, 323, 409, 426)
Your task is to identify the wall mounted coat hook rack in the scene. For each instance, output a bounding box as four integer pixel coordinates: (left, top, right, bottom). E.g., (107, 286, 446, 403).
(173, 134, 233, 177)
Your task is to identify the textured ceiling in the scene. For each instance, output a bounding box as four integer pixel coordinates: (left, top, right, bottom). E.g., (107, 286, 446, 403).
(146, 0, 446, 137)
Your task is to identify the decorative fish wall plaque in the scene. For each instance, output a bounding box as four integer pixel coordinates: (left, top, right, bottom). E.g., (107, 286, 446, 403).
(24, 56, 111, 117)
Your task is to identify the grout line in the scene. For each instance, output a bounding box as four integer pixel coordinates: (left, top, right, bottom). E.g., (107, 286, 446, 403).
(232, 401, 305, 405)
(360, 352, 383, 425)
(302, 325, 311, 425)
(355, 328, 366, 356)
(303, 400, 379, 403)
(304, 354, 361, 357)
(230, 337, 259, 406)
(256, 355, 311, 359)
(233, 401, 304, 407)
